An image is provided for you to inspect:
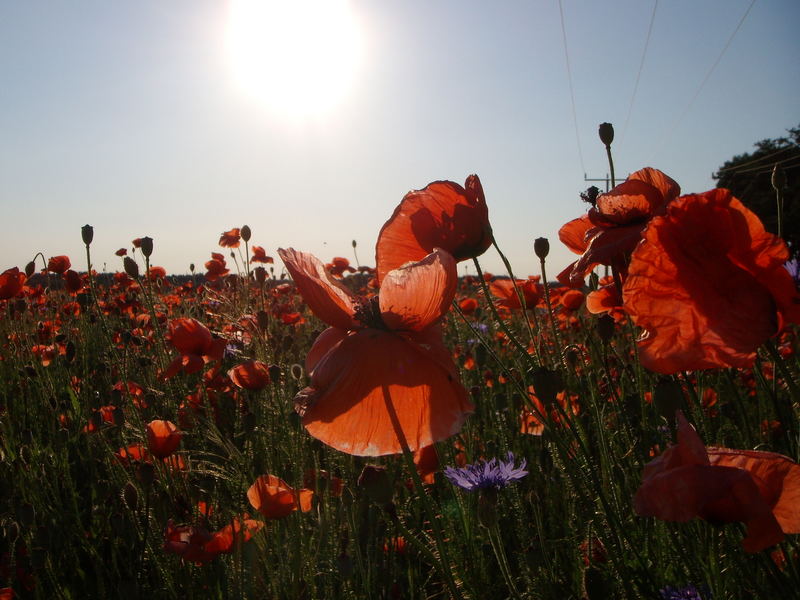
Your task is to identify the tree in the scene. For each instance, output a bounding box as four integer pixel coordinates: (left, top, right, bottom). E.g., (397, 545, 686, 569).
(713, 125, 800, 262)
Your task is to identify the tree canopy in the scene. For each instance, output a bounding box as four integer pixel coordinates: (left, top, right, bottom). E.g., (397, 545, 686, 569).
(714, 125, 799, 262)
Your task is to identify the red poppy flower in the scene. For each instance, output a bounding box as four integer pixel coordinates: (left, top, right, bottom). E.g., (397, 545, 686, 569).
(376, 175, 492, 284)
(458, 297, 479, 315)
(279, 247, 473, 456)
(414, 444, 439, 484)
(326, 257, 356, 278)
(247, 474, 314, 519)
(204, 253, 229, 281)
(489, 277, 541, 312)
(115, 248, 127, 257)
(560, 289, 584, 311)
(146, 420, 182, 459)
(623, 188, 800, 373)
(0, 267, 26, 300)
(219, 228, 241, 248)
(634, 411, 800, 553)
(558, 168, 680, 286)
(47, 255, 71, 275)
(204, 516, 263, 555)
(228, 360, 271, 390)
(250, 246, 274, 264)
(163, 318, 225, 378)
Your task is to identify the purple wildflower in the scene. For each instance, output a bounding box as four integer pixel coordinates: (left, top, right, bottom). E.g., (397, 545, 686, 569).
(444, 452, 528, 492)
(659, 584, 710, 600)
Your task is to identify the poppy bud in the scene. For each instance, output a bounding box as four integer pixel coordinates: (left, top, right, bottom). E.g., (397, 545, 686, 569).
(17, 503, 35, 527)
(337, 552, 354, 578)
(123, 482, 138, 510)
(241, 224, 252, 242)
(584, 565, 615, 599)
(255, 266, 267, 284)
(137, 463, 155, 488)
(290, 364, 303, 380)
(357, 465, 394, 504)
(534, 237, 550, 260)
(351, 239, 357, 248)
(257, 309, 269, 330)
(123, 257, 139, 279)
(81, 224, 94, 246)
(139, 237, 153, 258)
(25, 261, 36, 277)
(772, 164, 787, 192)
(598, 122, 614, 146)
(268, 364, 282, 382)
(189, 263, 195, 273)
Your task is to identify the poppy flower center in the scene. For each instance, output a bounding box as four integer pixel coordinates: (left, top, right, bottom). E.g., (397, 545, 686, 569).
(353, 296, 389, 330)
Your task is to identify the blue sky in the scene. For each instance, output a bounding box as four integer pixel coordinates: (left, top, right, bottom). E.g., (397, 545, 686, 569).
(1, 0, 797, 278)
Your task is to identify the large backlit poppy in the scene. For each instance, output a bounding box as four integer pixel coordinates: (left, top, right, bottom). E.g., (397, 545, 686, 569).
(634, 411, 800, 553)
(279, 247, 473, 456)
(558, 167, 680, 287)
(623, 188, 800, 373)
(247, 474, 314, 519)
(0, 267, 26, 300)
(376, 175, 492, 284)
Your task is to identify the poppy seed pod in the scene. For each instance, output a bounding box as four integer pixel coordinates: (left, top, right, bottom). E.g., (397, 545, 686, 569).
(123, 257, 140, 279)
(241, 225, 251, 242)
(598, 122, 614, 146)
(534, 237, 550, 260)
(81, 224, 94, 246)
(351, 239, 357, 248)
(139, 237, 153, 258)
(189, 263, 195, 273)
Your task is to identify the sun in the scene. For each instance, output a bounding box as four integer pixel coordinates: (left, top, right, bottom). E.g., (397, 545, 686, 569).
(226, 0, 364, 118)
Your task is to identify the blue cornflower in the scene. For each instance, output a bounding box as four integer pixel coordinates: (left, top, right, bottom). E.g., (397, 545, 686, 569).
(444, 452, 528, 492)
(659, 584, 711, 600)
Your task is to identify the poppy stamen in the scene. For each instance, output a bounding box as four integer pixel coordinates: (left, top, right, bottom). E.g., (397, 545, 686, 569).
(353, 296, 388, 330)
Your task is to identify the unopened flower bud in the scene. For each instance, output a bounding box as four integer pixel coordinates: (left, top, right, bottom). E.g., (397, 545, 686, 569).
(123, 257, 140, 279)
(268, 364, 282, 382)
(598, 122, 614, 147)
(351, 240, 357, 248)
(25, 261, 36, 277)
(123, 482, 139, 510)
(534, 237, 550, 260)
(139, 237, 153, 258)
(189, 263, 195, 273)
(81, 224, 94, 246)
(772, 164, 787, 192)
(255, 266, 267, 285)
(596, 314, 615, 343)
(241, 225, 251, 242)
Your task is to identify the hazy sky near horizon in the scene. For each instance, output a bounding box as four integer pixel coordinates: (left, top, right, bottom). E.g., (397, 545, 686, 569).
(1, 0, 798, 278)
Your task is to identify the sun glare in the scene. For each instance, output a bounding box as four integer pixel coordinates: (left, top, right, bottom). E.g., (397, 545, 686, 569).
(226, 0, 363, 118)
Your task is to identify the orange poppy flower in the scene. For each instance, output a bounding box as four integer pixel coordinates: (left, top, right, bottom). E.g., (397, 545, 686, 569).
(279, 247, 473, 456)
(558, 167, 680, 286)
(115, 248, 127, 256)
(47, 255, 71, 275)
(228, 360, 271, 390)
(0, 267, 26, 300)
(247, 474, 314, 519)
(376, 175, 492, 284)
(489, 277, 541, 311)
(413, 444, 439, 484)
(204, 253, 229, 281)
(203, 515, 263, 555)
(250, 246, 274, 264)
(163, 318, 225, 378)
(325, 257, 356, 278)
(560, 288, 584, 311)
(146, 420, 182, 459)
(623, 188, 800, 373)
(634, 411, 800, 553)
(458, 297, 479, 315)
(219, 228, 241, 248)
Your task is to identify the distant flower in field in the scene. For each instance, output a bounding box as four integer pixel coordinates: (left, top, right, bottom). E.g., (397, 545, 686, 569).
(279, 247, 472, 456)
(162, 515, 261, 565)
(634, 411, 800, 553)
(659, 584, 710, 600)
(303, 469, 344, 497)
(163, 318, 226, 378)
(489, 277, 542, 312)
(457, 296, 479, 315)
(250, 245, 274, 264)
(115, 247, 127, 256)
(624, 188, 800, 373)
(444, 452, 527, 492)
(558, 167, 680, 287)
(413, 444, 439, 485)
(47, 255, 71, 275)
(247, 474, 314, 519)
(228, 360, 271, 390)
(146, 420, 182, 459)
(326, 256, 356, 278)
(204, 252, 230, 282)
(219, 228, 241, 248)
(376, 174, 492, 284)
(560, 288, 584, 311)
(0, 267, 26, 300)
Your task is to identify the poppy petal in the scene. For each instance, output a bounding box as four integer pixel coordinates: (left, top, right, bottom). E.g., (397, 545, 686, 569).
(379, 249, 457, 332)
(305, 327, 348, 374)
(278, 248, 356, 330)
(299, 329, 473, 456)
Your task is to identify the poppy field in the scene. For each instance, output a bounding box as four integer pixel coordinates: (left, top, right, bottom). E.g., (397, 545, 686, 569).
(1, 128, 799, 600)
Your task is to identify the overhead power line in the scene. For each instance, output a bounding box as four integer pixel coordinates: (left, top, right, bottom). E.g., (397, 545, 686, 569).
(558, 0, 586, 175)
(621, 0, 658, 145)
